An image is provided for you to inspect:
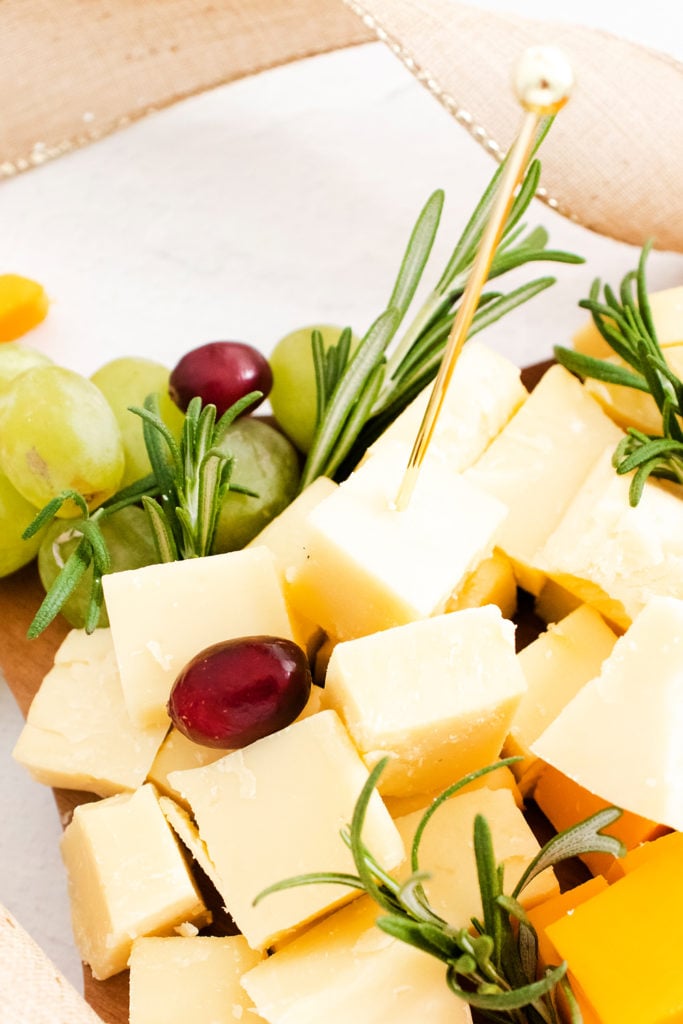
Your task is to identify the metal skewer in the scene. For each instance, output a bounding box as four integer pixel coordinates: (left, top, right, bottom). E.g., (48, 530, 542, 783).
(394, 46, 574, 511)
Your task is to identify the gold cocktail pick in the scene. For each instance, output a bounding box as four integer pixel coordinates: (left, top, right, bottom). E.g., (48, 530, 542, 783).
(394, 46, 574, 510)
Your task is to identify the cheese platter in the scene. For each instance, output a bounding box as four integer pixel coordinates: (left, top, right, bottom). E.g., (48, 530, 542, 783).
(3, 16, 683, 1023)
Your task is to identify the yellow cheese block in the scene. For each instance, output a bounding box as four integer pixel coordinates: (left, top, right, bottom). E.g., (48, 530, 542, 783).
(322, 607, 526, 797)
(289, 444, 507, 641)
(158, 796, 224, 895)
(247, 475, 337, 654)
(102, 547, 294, 727)
(394, 787, 558, 930)
(584, 344, 683, 435)
(383, 764, 523, 818)
(241, 895, 473, 1023)
(368, 340, 527, 469)
(445, 549, 517, 619)
(538, 448, 683, 629)
(464, 364, 623, 594)
(60, 783, 209, 980)
(13, 628, 168, 797)
(129, 936, 265, 1024)
(532, 596, 683, 833)
(503, 605, 618, 789)
(169, 710, 405, 951)
(147, 728, 226, 808)
(546, 856, 683, 1023)
(572, 285, 683, 357)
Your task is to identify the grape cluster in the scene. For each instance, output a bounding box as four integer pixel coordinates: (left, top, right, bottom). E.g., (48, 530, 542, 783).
(0, 331, 337, 627)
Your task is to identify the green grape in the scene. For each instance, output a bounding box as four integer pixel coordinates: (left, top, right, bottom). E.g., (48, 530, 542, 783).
(0, 342, 52, 395)
(0, 467, 46, 577)
(269, 324, 357, 453)
(38, 505, 159, 628)
(212, 417, 300, 553)
(0, 365, 125, 516)
(91, 356, 185, 488)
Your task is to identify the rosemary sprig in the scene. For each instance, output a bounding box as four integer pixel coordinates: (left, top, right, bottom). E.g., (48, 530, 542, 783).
(555, 242, 683, 505)
(255, 758, 625, 1023)
(22, 391, 261, 637)
(300, 126, 584, 488)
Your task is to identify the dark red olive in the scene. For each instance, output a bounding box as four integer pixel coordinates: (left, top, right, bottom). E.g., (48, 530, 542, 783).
(167, 635, 312, 748)
(168, 341, 273, 417)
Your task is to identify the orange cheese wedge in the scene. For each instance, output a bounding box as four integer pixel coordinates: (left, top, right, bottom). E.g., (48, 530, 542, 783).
(0, 274, 48, 341)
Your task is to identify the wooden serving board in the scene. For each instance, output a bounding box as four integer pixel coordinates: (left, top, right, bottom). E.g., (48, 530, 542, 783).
(0, 361, 556, 1024)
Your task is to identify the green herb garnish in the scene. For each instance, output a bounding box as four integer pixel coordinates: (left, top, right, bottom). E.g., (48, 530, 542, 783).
(22, 391, 261, 637)
(555, 242, 683, 506)
(255, 758, 625, 1023)
(300, 126, 584, 488)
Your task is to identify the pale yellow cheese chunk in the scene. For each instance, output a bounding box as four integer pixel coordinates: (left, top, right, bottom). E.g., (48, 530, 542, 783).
(322, 607, 526, 797)
(60, 783, 209, 979)
(13, 628, 168, 797)
(289, 445, 507, 641)
(573, 285, 683, 357)
(102, 547, 294, 727)
(241, 895, 472, 1024)
(395, 788, 559, 926)
(369, 340, 527, 469)
(464, 365, 623, 594)
(584, 345, 683, 436)
(538, 447, 683, 628)
(504, 605, 618, 789)
(248, 476, 337, 654)
(531, 596, 683, 831)
(129, 936, 265, 1024)
(158, 796, 224, 895)
(147, 728, 226, 808)
(169, 710, 405, 951)
(445, 549, 517, 619)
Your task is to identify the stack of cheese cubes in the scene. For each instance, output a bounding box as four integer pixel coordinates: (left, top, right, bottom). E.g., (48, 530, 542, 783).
(12, 315, 683, 1023)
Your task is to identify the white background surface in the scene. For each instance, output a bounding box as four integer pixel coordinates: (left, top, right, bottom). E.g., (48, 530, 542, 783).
(2, 0, 683, 998)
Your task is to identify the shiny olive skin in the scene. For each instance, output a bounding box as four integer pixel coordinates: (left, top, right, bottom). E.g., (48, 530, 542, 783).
(168, 341, 272, 417)
(167, 635, 312, 748)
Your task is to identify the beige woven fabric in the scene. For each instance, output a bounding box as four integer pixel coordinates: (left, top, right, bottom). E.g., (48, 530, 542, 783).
(0, 0, 371, 175)
(348, 0, 683, 252)
(0, 904, 103, 1024)
(1, 0, 682, 249)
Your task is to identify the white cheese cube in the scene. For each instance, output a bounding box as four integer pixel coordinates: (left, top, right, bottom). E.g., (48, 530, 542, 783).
(504, 604, 618, 787)
(369, 340, 526, 469)
(538, 447, 683, 628)
(60, 783, 209, 979)
(531, 596, 683, 831)
(13, 628, 168, 797)
(395, 787, 558, 926)
(248, 476, 337, 653)
(169, 710, 405, 951)
(464, 365, 623, 593)
(129, 936, 265, 1024)
(102, 547, 294, 727)
(241, 896, 472, 1024)
(290, 445, 507, 641)
(322, 607, 526, 796)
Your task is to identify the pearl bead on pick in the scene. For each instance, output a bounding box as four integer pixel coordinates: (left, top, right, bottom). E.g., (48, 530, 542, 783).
(393, 46, 573, 511)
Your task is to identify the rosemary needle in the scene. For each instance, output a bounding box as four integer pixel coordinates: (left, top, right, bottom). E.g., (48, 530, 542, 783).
(555, 241, 683, 505)
(255, 758, 625, 1023)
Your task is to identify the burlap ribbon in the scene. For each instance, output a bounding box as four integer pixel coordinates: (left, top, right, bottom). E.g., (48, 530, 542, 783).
(0, 904, 104, 1023)
(2, 0, 682, 251)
